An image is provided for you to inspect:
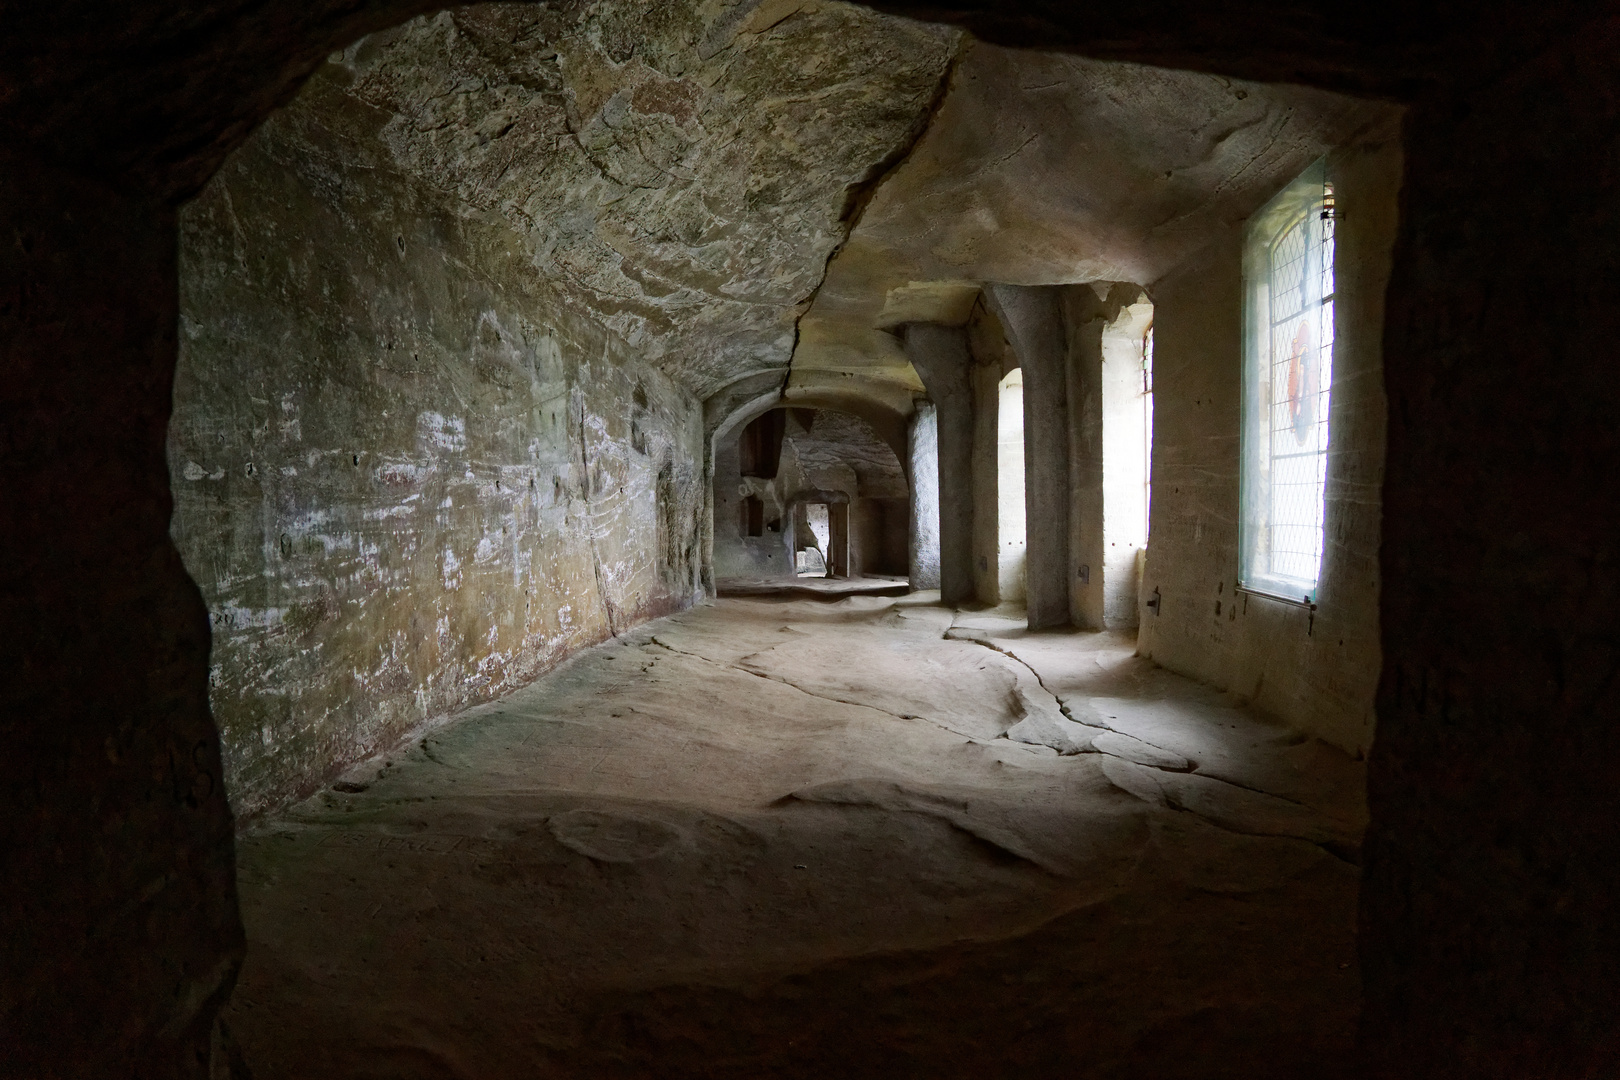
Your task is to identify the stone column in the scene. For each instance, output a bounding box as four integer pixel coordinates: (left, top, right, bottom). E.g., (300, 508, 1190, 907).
(903, 323, 975, 605)
(987, 284, 1071, 629)
(1060, 286, 1106, 630)
(1059, 284, 1152, 631)
(907, 402, 941, 590)
(700, 444, 717, 595)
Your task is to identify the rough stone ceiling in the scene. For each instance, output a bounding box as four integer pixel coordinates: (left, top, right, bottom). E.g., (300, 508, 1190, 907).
(259, 0, 1384, 413)
(791, 41, 1387, 399)
(290, 1, 958, 402)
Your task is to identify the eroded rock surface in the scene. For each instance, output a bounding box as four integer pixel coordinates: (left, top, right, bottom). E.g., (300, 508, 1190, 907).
(321, 2, 959, 397)
(171, 0, 959, 818)
(228, 593, 1366, 1078)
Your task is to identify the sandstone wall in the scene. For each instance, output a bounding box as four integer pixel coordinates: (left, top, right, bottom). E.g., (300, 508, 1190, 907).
(171, 106, 703, 822)
(1137, 118, 1401, 756)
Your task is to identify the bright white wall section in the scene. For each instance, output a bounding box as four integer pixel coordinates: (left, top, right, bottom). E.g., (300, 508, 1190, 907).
(1102, 299, 1155, 628)
(996, 369, 1027, 604)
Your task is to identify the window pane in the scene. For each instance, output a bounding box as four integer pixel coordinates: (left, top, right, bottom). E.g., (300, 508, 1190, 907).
(1240, 160, 1333, 601)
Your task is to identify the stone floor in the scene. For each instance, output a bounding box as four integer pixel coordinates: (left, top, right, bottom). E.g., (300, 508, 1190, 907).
(226, 593, 1367, 1079)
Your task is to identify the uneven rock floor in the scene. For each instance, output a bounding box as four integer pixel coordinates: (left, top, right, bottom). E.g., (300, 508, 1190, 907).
(227, 594, 1366, 1079)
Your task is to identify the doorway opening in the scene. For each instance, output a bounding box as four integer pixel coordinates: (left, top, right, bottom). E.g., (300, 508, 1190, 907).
(996, 368, 1027, 604)
(794, 500, 852, 578)
(714, 406, 909, 585)
(797, 502, 830, 576)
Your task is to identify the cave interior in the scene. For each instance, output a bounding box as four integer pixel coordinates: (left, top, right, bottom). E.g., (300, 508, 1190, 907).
(4, 1, 1620, 1077)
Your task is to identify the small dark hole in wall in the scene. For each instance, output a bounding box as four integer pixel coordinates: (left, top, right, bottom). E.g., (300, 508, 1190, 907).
(279, 534, 292, 558)
(396, 235, 405, 253)
(1215, 600, 1222, 615)
(353, 454, 360, 466)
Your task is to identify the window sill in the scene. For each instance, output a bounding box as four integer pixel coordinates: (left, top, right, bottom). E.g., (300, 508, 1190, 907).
(1235, 583, 1317, 610)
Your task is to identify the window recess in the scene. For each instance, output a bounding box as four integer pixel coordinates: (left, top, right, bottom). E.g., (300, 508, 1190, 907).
(1240, 159, 1336, 605)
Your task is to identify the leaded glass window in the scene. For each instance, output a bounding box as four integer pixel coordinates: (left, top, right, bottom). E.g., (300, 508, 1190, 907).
(1240, 160, 1335, 603)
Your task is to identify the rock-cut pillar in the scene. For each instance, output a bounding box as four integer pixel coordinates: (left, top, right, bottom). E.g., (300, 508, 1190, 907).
(987, 283, 1071, 630)
(907, 402, 941, 590)
(903, 323, 975, 606)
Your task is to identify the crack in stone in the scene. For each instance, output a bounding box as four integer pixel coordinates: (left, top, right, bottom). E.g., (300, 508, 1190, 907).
(950, 633, 1145, 749)
(646, 629, 1321, 820)
(651, 627, 1174, 766)
(1098, 754, 1357, 865)
(952, 634, 1315, 806)
(1155, 794, 1362, 868)
(950, 632, 1065, 704)
(1179, 768, 1310, 808)
(780, 39, 965, 380)
(418, 739, 454, 768)
(645, 638, 937, 729)
(948, 632, 1265, 778)
(779, 783, 1064, 875)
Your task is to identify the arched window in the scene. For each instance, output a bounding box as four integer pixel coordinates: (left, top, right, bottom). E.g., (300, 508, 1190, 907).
(1240, 159, 1335, 604)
